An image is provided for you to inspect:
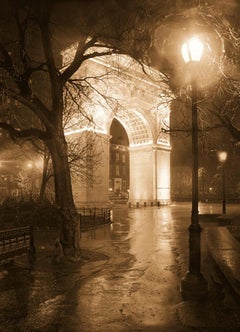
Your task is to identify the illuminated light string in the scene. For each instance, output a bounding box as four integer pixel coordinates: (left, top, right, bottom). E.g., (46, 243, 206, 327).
(65, 128, 170, 148)
(65, 127, 152, 147)
(64, 127, 107, 136)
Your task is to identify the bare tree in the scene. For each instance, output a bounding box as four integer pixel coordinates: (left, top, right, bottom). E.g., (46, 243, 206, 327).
(3, 0, 237, 257)
(0, 0, 169, 256)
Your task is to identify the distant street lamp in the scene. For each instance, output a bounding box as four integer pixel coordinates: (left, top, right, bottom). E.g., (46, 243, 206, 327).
(218, 151, 227, 214)
(180, 37, 208, 299)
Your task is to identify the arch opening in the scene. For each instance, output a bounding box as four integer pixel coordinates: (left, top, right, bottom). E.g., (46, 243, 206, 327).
(109, 118, 129, 203)
(112, 108, 153, 147)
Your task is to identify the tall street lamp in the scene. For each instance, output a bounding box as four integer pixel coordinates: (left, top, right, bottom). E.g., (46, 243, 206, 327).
(180, 37, 208, 300)
(218, 151, 227, 214)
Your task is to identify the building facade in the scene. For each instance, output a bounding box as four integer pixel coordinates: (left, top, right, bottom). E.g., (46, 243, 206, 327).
(109, 143, 129, 200)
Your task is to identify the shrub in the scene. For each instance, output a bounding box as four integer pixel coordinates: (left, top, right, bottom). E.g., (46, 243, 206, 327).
(0, 196, 60, 228)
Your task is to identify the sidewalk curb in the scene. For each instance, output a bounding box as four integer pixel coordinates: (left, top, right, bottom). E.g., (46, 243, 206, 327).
(207, 226, 240, 298)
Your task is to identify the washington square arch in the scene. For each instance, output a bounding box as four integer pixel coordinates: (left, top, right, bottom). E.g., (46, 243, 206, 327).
(62, 44, 171, 207)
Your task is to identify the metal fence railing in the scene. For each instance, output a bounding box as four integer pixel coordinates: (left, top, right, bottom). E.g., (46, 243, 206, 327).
(78, 208, 112, 230)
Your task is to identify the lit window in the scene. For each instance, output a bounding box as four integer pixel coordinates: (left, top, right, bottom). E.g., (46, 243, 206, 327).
(116, 152, 119, 162)
(116, 165, 120, 176)
(122, 153, 126, 163)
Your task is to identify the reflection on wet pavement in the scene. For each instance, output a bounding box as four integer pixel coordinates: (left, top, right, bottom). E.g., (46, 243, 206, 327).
(0, 205, 181, 331)
(0, 203, 240, 331)
(64, 206, 184, 331)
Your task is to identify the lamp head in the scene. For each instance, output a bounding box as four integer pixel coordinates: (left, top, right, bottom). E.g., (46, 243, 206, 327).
(181, 37, 203, 63)
(218, 151, 227, 163)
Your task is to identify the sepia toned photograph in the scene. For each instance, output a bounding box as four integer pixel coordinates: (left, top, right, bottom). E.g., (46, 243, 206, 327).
(0, 0, 240, 331)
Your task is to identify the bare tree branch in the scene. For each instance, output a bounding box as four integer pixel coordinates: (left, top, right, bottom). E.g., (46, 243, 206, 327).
(0, 121, 49, 140)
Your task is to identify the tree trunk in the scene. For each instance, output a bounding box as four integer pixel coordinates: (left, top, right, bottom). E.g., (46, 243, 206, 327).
(47, 130, 81, 258)
(39, 151, 51, 202)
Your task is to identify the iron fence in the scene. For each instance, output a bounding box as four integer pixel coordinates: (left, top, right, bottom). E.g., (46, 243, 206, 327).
(78, 208, 112, 230)
(0, 225, 36, 263)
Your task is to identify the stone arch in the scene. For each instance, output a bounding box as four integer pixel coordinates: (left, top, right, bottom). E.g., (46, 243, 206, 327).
(63, 45, 171, 207)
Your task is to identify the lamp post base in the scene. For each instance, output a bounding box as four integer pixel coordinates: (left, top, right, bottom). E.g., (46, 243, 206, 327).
(181, 272, 208, 300)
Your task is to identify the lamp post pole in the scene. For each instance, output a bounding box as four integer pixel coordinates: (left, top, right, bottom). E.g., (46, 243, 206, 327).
(222, 163, 226, 214)
(180, 37, 208, 300)
(191, 79, 199, 227)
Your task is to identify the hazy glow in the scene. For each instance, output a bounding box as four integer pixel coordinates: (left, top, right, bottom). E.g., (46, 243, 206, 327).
(35, 159, 43, 170)
(218, 151, 227, 163)
(182, 37, 203, 63)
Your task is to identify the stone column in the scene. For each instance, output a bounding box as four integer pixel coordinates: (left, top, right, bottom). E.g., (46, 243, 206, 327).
(129, 144, 170, 206)
(71, 131, 110, 208)
(153, 145, 171, 204)
(129, 144, 154, 205)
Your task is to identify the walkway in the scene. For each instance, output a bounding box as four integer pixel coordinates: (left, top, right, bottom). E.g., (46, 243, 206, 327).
(207, 222, 240, 298)
(0, 203, 240, 331)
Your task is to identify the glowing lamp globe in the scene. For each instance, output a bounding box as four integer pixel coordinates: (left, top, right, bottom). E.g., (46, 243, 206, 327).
(181, 37, 203, 63)
(218, 151, 227, 163)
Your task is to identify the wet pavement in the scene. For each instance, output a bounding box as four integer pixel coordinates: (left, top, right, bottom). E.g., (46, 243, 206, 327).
(1, 203, 240, 331)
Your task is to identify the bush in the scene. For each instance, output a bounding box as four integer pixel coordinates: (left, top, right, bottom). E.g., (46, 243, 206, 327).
(0, 196, 60, 228)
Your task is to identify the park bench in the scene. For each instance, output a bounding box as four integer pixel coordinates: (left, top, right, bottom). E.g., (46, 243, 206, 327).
(0, 225, 36, 265)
